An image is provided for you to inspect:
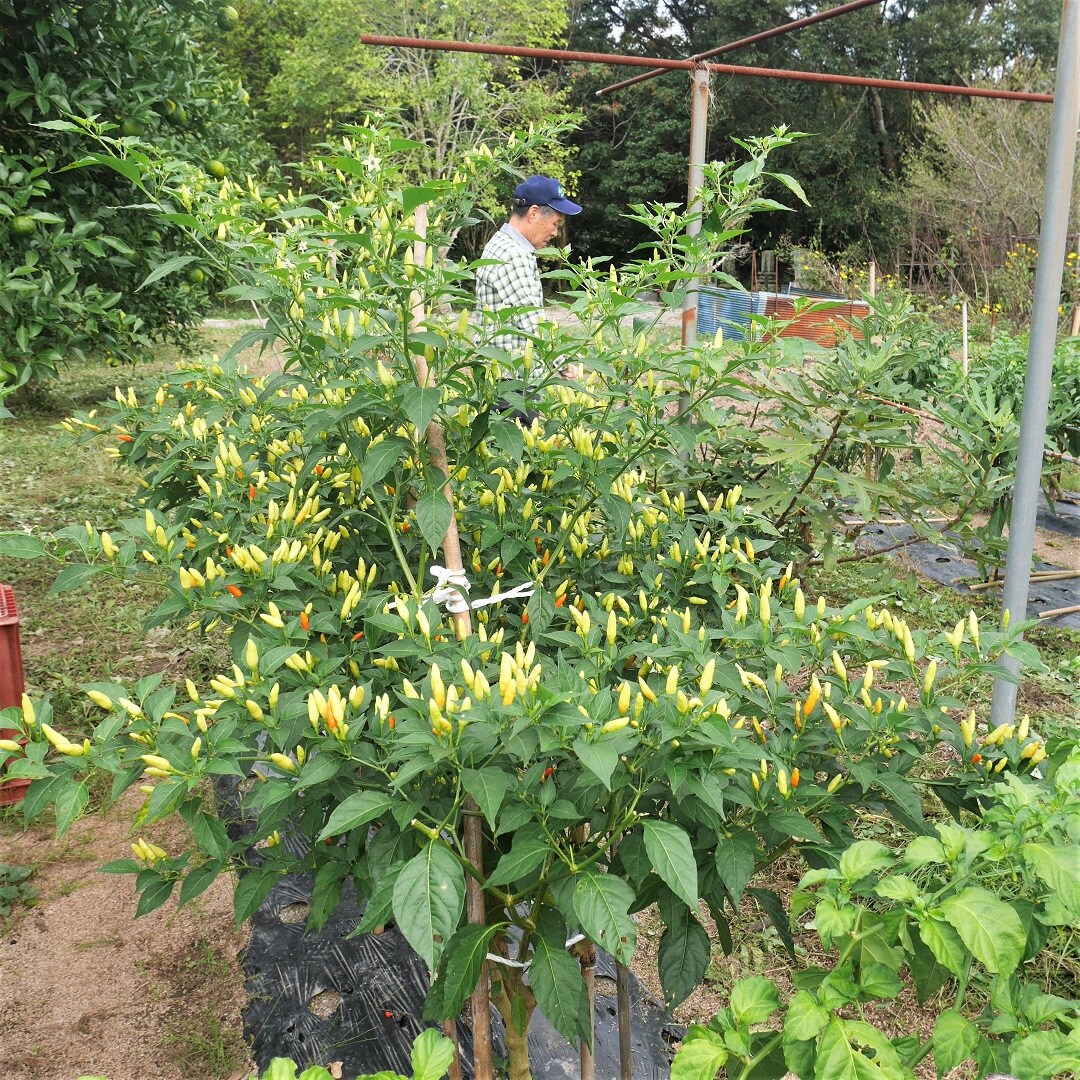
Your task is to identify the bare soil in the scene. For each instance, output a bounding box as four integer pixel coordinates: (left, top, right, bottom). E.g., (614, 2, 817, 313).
(0, 790, 252, 1080)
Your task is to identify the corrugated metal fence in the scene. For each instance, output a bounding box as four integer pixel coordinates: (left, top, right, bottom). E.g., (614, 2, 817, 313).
(698, 286, 870, 346)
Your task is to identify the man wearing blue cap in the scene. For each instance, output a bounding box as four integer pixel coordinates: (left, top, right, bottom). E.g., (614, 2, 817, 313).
(475, 174, 582, 363)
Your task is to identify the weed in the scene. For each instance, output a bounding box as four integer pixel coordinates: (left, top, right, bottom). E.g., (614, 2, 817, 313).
(164, 1007, 250, 1079)
(0, 863, 38, 917)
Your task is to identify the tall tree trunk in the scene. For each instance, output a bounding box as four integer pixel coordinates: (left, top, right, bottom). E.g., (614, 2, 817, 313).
(868, 87, 898, 177)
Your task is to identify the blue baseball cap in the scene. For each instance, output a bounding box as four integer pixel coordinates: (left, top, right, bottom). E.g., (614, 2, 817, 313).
(513, 175, 582, 215)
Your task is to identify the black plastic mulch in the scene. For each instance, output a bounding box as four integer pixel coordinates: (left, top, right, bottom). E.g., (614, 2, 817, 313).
(215, 778, 680, 1079)
(854, 498, 1080, 629)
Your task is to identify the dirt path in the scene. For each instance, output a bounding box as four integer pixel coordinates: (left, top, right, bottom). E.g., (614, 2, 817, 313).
(0, 790, 252, 1080)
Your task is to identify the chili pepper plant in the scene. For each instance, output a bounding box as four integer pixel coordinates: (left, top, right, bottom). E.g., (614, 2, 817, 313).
(0, 121, 1061, 1080)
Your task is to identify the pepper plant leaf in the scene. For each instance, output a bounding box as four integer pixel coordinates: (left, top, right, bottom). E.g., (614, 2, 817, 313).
(392, 841, 465, 971)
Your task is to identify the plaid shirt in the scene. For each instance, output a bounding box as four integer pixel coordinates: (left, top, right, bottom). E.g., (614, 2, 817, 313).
(475, 224, 543, 358)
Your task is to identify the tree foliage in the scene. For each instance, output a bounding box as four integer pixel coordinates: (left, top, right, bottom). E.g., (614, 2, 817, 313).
(566, 1, 1061, 263)
(0, 0, 266, 398)
(898, 64, 1075, 300)
(217, 0, 577, 186)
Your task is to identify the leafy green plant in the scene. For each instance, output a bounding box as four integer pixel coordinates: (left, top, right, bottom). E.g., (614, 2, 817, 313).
(0, 863, 38, 918)
(672, 750, 1080, 1080)
(0, 0, 268, 400)
(0, 120, 1049, 1080)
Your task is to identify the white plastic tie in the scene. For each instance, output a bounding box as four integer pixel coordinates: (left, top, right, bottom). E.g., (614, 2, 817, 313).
(485, 934, 587, 971)
(427, 564, 472, 613)
(427, 565, 534, 615)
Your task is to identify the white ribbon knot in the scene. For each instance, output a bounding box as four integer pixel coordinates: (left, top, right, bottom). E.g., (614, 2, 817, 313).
(427, 564, 534, 614)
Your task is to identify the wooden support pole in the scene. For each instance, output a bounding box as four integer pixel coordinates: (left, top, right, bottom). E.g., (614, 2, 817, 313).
(967, 569, 1080, 591)
(578, 941, 597, 1080)
(616, 961, 633, 1080)
(409, 205, 493, 1080)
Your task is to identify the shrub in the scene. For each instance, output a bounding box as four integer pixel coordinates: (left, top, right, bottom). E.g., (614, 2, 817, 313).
(1, 121, 1053, 1080)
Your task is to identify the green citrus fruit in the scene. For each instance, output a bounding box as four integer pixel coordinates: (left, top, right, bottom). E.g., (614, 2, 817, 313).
(10, 215, 36, 236)
(206, 159, 227, 179)
(217, 5, 239, 31)
(187, 267, 206, 285)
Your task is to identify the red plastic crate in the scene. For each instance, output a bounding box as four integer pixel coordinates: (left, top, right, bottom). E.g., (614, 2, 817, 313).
(0, 583, 30, 806)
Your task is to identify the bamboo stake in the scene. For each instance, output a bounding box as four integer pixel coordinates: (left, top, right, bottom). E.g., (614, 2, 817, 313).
(443, 1021, 463, 1080)
(868, 259, 877, 298)
(967, 569, 1080, 591)
(842, 516, 952, 527)
(1071, 303, 1080, 337)
(464, 800, 494, 1080)
(578, 941, 597, 1080)
(410, 207, 471, 641)
(616, 962, 633, 1080)
(409, 205, 493, 1080)
(1037, 602, 1080, 619)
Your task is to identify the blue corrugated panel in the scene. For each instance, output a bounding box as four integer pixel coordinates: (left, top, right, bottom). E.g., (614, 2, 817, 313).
(696, 286, 756, 341)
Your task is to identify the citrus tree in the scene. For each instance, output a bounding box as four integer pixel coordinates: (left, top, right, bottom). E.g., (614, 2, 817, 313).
(0, 0, 267, 402)
(0, 121, 1059, 1080)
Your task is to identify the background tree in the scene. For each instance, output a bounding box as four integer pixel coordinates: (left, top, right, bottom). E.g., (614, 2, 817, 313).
(217, 1, 577, 184)
(899, 63, 1077, 312)
(566, 1, 1061, 268)
(0, 0, 267, 399)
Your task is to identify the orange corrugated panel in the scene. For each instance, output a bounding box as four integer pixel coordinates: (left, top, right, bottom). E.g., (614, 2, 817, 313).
(0, 584, 24, 710)
(759, 295, 869, 346)
(0, 583, 29, 806)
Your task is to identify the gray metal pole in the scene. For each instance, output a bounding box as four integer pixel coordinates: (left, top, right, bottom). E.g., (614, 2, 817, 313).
(989, 0, 1080, 725)
(679, 67, 710, 415)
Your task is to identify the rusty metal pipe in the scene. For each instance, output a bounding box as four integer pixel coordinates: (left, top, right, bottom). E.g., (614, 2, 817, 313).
(359, 35, 1054, 103)
(600, 0, 885, 96)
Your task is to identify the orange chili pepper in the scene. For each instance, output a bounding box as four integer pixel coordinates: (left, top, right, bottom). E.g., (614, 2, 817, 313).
(352, 631, 364, 641)
(226, 584, 243, 598)
(117, 434, 133, 443)
(300, 611, 310, 631)
(521, 611, 529, 626)
(554, 594, 567, 608)
(387, 716, 396, 729)
(249, 484, 256, 500)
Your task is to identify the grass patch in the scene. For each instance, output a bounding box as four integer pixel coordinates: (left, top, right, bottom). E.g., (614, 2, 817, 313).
(807, 556, 1080, 737)
(0, 333, 257, 731)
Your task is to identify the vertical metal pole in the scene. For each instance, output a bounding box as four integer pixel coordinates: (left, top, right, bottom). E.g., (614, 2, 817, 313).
(679, 67, 710, 415)
(990, 0, 1080, 726)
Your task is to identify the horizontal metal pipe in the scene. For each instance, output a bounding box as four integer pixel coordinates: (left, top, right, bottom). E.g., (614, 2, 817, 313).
(600, 0, 885, 96)
(359, 35, 1054, 104)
